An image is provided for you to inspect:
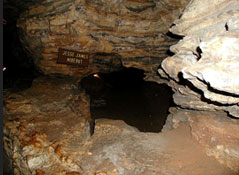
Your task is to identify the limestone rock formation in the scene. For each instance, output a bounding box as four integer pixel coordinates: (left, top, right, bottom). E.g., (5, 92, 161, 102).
(3, 76, 92, 175)
(159, 0, 239, 117)
(162, 108, 239, 172)
(4, 0, 239, 174)
(16, 0, 190, 78)
(189, 111, 239, 172)
(159, 0, 239, 171)
(3, 81, 236, 174)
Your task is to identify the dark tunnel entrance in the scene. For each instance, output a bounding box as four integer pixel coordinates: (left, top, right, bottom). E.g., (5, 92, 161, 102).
(80, 67, 174, 132)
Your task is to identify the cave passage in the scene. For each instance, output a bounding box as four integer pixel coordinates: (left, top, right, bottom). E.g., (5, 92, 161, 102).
(3, 18, 40, 92)
(81, 67, 174, 132)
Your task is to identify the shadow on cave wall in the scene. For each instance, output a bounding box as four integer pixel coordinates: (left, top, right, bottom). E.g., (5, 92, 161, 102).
(80, 67, 174, 132)
(3, 15, 40, 92)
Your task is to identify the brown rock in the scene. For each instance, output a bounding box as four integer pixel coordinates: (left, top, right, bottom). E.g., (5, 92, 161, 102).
(162, 108, 239, 172)
(36, 169, 45, 175)
(188, 111, 239, 172)
(66, 172, 81, 175)
(17, 0, 190, 77)
(3, 76, 91, 175)
(3, 96, 236, 175)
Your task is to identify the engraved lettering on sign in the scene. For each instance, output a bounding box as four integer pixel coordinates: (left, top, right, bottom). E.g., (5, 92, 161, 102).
(75, 53, 88, 59)
(57, 48, 89, 67)
(66, 58, 83, 64)
(63, 51, 75, 57)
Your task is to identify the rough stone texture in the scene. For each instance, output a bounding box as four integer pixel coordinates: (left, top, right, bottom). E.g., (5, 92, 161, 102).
(78, 120, 235, 175)
(4, 0, 239, 174)
(158, 0, 239, 171)
(16, 0, 190, 78)
(163, 108, 239, 173)
(159, 0, 239, 117)
(3, 101, 236, 174)
(3, 76, 236, 175)
(3, 76, 92, 175)
(188, 111, 239, 172)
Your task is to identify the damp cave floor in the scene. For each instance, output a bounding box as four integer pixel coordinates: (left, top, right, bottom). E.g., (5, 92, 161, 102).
(3, 77, 237, 175)
(90, 120, 236, 175)
(89, 88, 236, 175)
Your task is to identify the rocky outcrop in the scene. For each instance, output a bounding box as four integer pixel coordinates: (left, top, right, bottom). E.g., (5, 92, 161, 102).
(159, 0, 239, 171)
(163, 108, 239, 172)
(3, 76, 92, 175)
(3, 79, 235, 174)
(189, 111, 239, 172)
(159, 0, 239, 117)
(16, 0, 190, 78)
(4, 0, 239, 174)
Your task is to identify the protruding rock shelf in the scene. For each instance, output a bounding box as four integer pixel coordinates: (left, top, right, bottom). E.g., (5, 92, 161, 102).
(16, 0, 190, 78)
(159, 0, 239, 117)
(3, 0, 239, 174)
(159, 0, 239, 171)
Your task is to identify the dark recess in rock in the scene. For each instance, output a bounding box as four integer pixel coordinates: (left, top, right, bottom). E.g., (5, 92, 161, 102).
(81, 67, 174, 132)
(166, 31, 184, 40)
(3, 2, 41, 92)
(177, 72, 236, 107)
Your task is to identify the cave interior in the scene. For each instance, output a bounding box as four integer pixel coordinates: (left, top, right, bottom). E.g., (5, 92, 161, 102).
(2, 0, 239, 174)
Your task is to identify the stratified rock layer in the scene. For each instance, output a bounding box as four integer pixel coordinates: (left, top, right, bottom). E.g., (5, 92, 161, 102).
(158, 0, 239, 171)
(3, 79, 235, 175)
(159, 0, 239, 117)
(3, 76, 92, 175)
(17, 0, 190, 78)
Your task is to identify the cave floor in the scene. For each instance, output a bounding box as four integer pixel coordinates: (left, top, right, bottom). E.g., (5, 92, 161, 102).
(3, 77, 237, 175)
(83, 120, 235, 175)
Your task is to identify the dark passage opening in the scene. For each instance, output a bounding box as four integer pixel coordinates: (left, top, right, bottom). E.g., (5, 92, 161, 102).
(80, 67, 174, 132)
(3, 17, 40, 92)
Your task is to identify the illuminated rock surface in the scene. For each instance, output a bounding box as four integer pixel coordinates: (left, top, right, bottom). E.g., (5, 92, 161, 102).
(3, 0, 239, 174)
(159, 0, 239, 171)
(159, 0, 239, 117)
(16, 0, 190, 78)
(3, 77, 235, 175)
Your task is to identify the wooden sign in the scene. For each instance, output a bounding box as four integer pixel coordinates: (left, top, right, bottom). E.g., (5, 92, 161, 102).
(57, 48, 89, 67)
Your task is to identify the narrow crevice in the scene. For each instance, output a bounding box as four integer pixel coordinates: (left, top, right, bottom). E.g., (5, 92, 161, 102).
(3, 15, 41, 92)
(225, 23, 229, 31)
(195, 46, 202, 61)
(166, 31, 184, 40)
(227, 112, 239, 120)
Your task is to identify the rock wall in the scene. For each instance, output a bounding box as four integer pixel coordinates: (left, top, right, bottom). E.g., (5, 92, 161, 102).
(159, 0, 239, 117)
(3, 76, 93, 175)
(159, 0, 239, 171)
(4, 81, 236, 174)
(16, 0, 190, 78)
(4, 0, 239, 173)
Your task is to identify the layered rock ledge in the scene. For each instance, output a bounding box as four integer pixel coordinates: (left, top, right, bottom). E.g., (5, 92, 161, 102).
(16, 0, 190, 78)
(3, 0, 239, 174)
(158, 0, 239, 170)
(3, 77, 236, 175)
(159, 0, 239, 117)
